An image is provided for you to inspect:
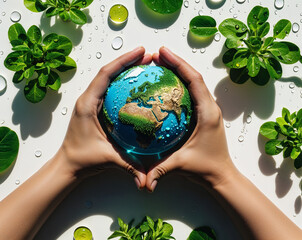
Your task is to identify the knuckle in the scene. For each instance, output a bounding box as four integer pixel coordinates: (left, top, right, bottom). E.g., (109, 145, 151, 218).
(99, 65, 110, 75)
(125, 163, 135, 176)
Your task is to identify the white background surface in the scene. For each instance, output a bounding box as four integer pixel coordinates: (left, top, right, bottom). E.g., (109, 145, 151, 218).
(0, 0, 302, 239)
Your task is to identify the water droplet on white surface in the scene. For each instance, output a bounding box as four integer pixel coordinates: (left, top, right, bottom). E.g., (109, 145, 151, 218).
(2, 12, 6, 16)
(0, 51, 3, 55)
(96, 52, 102, 59)
(95, 25, 98, 30)
(200, 48, 206, 53)
(192, 48, 197, 53)
(35, 150, 42, 158)
(291, 89, 295, 94)
(229, 8, 233, 13)
(111, 36, 123, 50)
(233, 14, 238, 18)
(61, 107, 68, 115)
(293, 66, 299, 72)
(10, 11, 21, 22)
(100, 5, 105, 12)
(292, 23, 300, 33)
(0, 120, 4, 125)
(166, 28, 170, 32)
(154, 29, 158, 33)
(214, 33, 221, 41)
(236, 0, 246, 3)
(246, 115, 252, 124)
(195, 0, 200, 3)
(15, 180, 20, 185)
(238, 135, 244, 142)
(225, 122, 231, 128)
(0, 75, 7, 92)
(198, 10, 203, 15)
(88, 54, 91, 59)
(88, 37, 92, 42)
(184, 1, 189, 8)
(289, 83, 295, 89)
(274, 0, 284, 9)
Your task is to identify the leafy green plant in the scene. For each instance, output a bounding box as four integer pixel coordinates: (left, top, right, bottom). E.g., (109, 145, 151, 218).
(260, 108, 302, 170)
(142, 0, 183, 14)
(189, 16, 218, 38)
(4, 23, 76, 103)
(187, 226, 217, 240)
(219, 5, 301, 86)
(24, 0, 93, 25)
(108, 216, 175, 240)
(0, 127, 19, 173)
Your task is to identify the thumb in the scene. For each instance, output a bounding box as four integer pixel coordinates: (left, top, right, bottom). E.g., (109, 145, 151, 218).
(146, 155, 179, 192)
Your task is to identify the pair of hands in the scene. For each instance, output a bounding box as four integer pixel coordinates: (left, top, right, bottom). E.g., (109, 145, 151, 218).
(58, 46, 236, 192)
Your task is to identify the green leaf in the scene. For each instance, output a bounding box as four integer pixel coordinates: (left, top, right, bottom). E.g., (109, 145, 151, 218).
(265, 139, 283, 155)
(230, 67, 250, 84)
(146, 216, 154, 231)
(56, 56, 77, 72)
(70, 8, 87, 25)
(59, 10, 71, 21)
(24, 79, 47, 103)
(245, 36, 262, 53)
(262, 37, 274, 49)
(12, 45, 31, 52)
(142, 0, 183, 14)
(232, 49, 250, 69)
(225, 38, 242, 49)
(188, 226, 217, 240)
(283, 146, 292, 158)
(251, 67, 270, 86)
(161, 223, 173, 237)
(13, 71, 25, 83)
(274, 42, 301, 64)
(268, 42, 289, 57)
(291, 147, 301, 160)
(8, 23, 27, 47)
(58, 0, 70, 7)
(257, 22, 270, 38)
(4, 52, 27, 71)
(247, 6, 269, 32)
(24, 0, 47, 12)
(38, 72, 49, 87)
(274, 19, 291, 39)
(0, 127, 19, 173)
(247, 54, 261, 77)
(294, 153, 302, 169)
(27, 25, 42, 44)
(71, 0, 94, 8)
(46, 7, 61, 17)
(24, 66, 35, 79)
(45, 51, 66, 68)
(219, 19, 248, 40)
(260, 121, 279, 139)
(189, 16, 218, 37)
(282, 108, 291, 123)
(44, 34, 73, 56)
(108, 230, 129, 239)
(264, 58, 282, 80)
(32, 44, 43, 58)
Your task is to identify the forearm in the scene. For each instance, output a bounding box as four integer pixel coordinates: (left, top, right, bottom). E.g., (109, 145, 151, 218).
(0, 151, 79, 240)
(213, 168, 302, 240)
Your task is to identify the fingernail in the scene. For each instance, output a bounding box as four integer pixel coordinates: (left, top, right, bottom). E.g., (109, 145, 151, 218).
(134, 177, 141, 190)
(150, 180, 158, 192)
(134, 46, 143, 51)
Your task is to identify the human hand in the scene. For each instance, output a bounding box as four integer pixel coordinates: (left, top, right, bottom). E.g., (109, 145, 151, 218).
(56, 47, 152, 188)
(146, 47, 238, 192)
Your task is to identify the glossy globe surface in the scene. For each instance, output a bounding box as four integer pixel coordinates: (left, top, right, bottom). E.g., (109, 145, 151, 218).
(103, 65, 192, 155)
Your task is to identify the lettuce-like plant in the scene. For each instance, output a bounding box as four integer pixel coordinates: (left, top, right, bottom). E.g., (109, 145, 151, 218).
(219, 6, 301, 86)
(24, 0, 93, 25)
(4, 23, 76, 103)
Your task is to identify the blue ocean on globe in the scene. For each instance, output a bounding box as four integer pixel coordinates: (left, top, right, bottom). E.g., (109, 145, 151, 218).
(103, 65, 192, 156)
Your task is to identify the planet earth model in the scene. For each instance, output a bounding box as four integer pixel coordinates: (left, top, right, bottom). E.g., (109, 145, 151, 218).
(102, 65, 192, 155)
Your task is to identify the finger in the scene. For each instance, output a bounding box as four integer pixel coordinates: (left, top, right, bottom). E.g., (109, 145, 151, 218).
(146, 154, 180, 192)
(152, 53, 169, 68)
(86, 46, 147, 99)
(133, 53, 152, 66)
(157, 46, 213, 107)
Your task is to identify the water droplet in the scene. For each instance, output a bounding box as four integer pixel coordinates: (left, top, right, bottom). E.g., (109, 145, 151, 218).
(0, 75, 7, 93)
(229, 8, 233, 13)
(184, 0, 189, 8)
(238, 135, 244, 142)
(10, 11, 21, 22)
(246, 115, 252, 124)
(233, 14, 238, 18)
(274, 0, 284, 10)
(292, 23, 300, 33)
(2, 12, 6, 16)
(166, 28, 170, 32)
(236, 0, 246, 3)
(289, 83, 295, 89)
(154, 29, 158, 33)
(61, 107, 68, 115)
(100, 5, 105, 12)
(15, 180, 20, 185)
(111, 36, 123, 50)
(96, 52, 102, 59)
(195, 0, 200, 3)
(0, 120, 5, 125)
(225, 122, 231, 128)
(235, 24, 239, 30)
(200, 48, 206, 53)
(293, 66, 299, 72)
(88, 54, 91, 59)
(88, 37, 92, 42)
(192, 48, 197, 53)
(0, 51, 3, 55)
(214, 33, 221, 41)
(84, 200, 93, 209)
(35, 150, 42, 158)
(198, 10, 203, 15)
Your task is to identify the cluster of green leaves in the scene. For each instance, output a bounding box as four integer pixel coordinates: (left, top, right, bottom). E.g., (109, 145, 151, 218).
(0, 127, 19, 173)
(4, 23, 76, 103)
(24, 0, 93, 25)
(108, 217, 216, 240)
(260, 108, 302, 170)
(108, 216, 174, 240)
(142, 0, 183, 14)
(219, 6, 301, 86)
(189, 16, 218, 38)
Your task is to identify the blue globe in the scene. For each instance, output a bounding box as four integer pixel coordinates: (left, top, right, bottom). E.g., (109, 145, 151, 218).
(102, 65, 192, 156)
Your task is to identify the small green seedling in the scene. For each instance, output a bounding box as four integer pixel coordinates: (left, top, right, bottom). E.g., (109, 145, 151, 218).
(260, 107, 302, 170)
(142, 0, 183, 14)
(187, 226, 217, 240)
(0, 127, 19, 173)
(24, 0, 94, 25)
(4, 23, 76, 103)
(219, 5, 301, 85)
(189, 16, 218, 38)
